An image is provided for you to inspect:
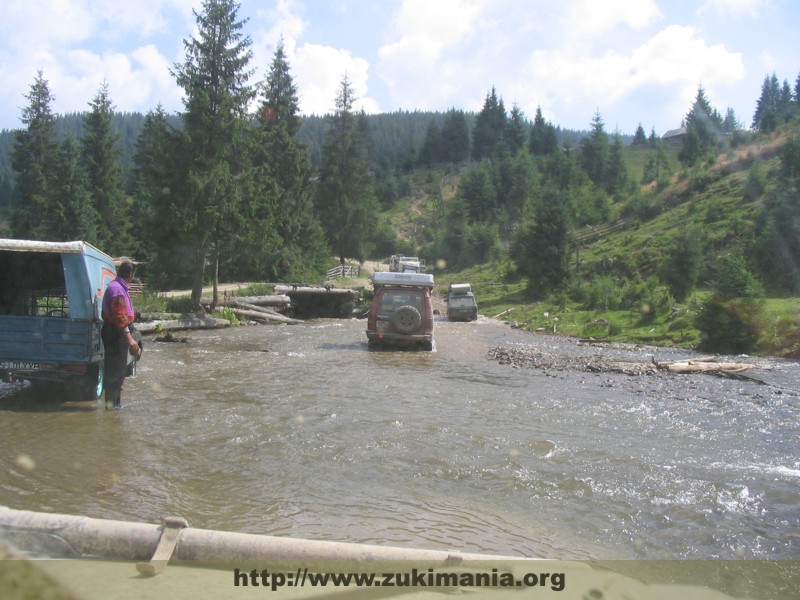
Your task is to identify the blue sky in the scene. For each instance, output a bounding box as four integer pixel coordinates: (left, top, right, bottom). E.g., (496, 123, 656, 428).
(0, 0, 797, 135)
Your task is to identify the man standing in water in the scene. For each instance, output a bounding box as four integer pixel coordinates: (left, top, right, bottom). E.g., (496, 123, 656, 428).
(101, 260, 142, 409)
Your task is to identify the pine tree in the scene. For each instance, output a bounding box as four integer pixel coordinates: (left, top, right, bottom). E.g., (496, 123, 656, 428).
(794, 71, 800, 111)
(81, 81, 129, 255)
(10, 70, 60, 239)
(642, 140, 671, 188)
(528, 106, 557, 156)
(580, 111, 608, 188)
(779, 78, 794, 122)
(134, 106, 195, 289)
(605, 133, 627, 195)
(417, 119, 442, 166)
(660, 228, 703, 302)
(498, 150, 537, 231)
(170, 0, 256, 307)
(457, 165, 496, 223)
(680, 85, 723, 165)
(752, 73, 780, 132)
(722, 107, 742, 134)
(511, 185, 571, 296)
(472, 87, 506, 160)
(52, 137, 99, 242)
(439, 108, 470, 163)
(632, 124, 647, 145)
(504, 104, 527, 154)
(248, 38, 328, 281)
(316, 75, 379, 264)
(752, 133, 800, 293)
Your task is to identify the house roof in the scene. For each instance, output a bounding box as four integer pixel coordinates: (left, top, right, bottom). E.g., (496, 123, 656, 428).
(662, 126, 687, 140)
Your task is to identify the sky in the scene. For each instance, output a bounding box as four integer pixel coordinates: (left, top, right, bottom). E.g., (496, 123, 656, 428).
(0, 0, 797, 135)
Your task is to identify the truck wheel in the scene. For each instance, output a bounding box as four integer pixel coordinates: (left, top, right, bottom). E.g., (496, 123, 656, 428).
(391, 305, 421, 334)
(82, 363, 104, 400)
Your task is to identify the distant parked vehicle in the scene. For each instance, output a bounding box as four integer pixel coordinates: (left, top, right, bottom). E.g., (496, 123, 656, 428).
(366, 272, 435, 351)
(447, 283, 478, 322)
(0, 239, 136, 399)
(388, 254, 426, 273)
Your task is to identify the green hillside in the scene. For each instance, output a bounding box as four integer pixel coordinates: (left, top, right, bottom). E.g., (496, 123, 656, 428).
(406, 123, 800, 358)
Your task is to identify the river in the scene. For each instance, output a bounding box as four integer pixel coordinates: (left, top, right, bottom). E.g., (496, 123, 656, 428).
(1, 316, 798, 561)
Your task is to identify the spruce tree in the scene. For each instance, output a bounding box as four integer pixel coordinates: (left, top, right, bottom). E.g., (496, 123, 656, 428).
(248, 38, 328, 281)
(417, 119, 442, 166)
(504, 104, 527, 154)
(52, 137, 99, 242)
(580, 111, 608, 188)
(170, 0, 256, 307)
(10, 70, 59, 239)
(660, 228, 703, 302)
(753, 73, 780, 132)
(472, 87, 506, 160)
(511, 185, 571, 297)
(605, 133, 627, 195)
(82, 82, 129, 255)
(722, 107, 742, 134)
(316, 75, 379, 264)
(632, 124, 647, 145)
(680, 85, 723, 165)
(529, 106, 557, 156)
(134, 106, 195, 288)
(457, 165, 496, 223)
(439, 108, 470, 163)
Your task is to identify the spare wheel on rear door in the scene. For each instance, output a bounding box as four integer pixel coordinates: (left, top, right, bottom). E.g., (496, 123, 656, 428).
(391, 305, 421, 333)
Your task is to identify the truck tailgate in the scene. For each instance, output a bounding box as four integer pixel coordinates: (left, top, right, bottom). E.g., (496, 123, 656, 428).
(0, 316, 99, 363)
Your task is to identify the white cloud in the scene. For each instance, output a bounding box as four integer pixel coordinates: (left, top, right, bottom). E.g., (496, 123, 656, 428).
(0, 0, 195, 125)
(0, 0, 793, 133)
(567, 0, 663, 37)
(379, 0, 486, 64)
(3, 1, 94, 48)
(293, 44, 377, 114)
(248, 0, 382, 115)
(699, 0, 772, 19)
(377, 0, 489, 110)
(759, 49, 777, 70)
(520, 24, 744, 129)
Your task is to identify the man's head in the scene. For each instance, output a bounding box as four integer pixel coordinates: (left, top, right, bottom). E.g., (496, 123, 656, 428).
(117, 261, 136, 281)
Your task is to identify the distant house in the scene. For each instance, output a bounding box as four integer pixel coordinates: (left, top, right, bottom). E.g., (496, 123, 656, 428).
(662, 126, 687, 144)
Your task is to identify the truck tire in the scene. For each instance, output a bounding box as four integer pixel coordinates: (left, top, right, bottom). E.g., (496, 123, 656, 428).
(82, 363, 104, 400)
(391, 305, 421, 334)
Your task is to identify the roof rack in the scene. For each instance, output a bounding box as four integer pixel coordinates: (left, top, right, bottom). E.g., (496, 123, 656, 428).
(373, 272, 434, 288)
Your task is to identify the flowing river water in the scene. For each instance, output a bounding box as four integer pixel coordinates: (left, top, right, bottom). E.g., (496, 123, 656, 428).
(1, 315, 798, 562)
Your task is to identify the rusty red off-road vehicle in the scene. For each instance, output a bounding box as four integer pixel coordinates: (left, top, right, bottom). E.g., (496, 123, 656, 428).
(366, 272, 434, 351)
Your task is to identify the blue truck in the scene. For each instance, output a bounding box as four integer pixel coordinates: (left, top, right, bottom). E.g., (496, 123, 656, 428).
(0, 239, 135, 399)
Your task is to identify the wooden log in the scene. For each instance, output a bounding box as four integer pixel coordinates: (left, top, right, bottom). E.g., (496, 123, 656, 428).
(662, 360, 756, 374)
(230, 307, 302, 325)
(274, 284, 358, 296)
(232, 295, 290, 307)
(201, 294, 290, 307)
(136, 317, 230, 333)
(232, 300, 284, 314)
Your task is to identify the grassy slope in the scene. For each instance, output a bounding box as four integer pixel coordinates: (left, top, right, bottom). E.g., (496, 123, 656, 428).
(393, 125, 800, 357)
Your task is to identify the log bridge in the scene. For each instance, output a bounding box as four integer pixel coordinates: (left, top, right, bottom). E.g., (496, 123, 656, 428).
(210, 286, 361, 323)
(273, 284, 361, 319)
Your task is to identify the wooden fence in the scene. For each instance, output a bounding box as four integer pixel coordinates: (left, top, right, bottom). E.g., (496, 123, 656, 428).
(326, 264, 361, 280)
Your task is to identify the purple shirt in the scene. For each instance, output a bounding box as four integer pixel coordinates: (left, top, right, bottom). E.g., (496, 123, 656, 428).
(102, 277, 134, 329)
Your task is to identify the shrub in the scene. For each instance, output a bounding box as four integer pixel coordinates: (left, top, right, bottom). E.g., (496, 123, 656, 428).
(695, 297, 761, 354)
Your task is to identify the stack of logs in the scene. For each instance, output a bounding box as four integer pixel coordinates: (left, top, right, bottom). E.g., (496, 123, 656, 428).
(217, 294, 301, 325)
